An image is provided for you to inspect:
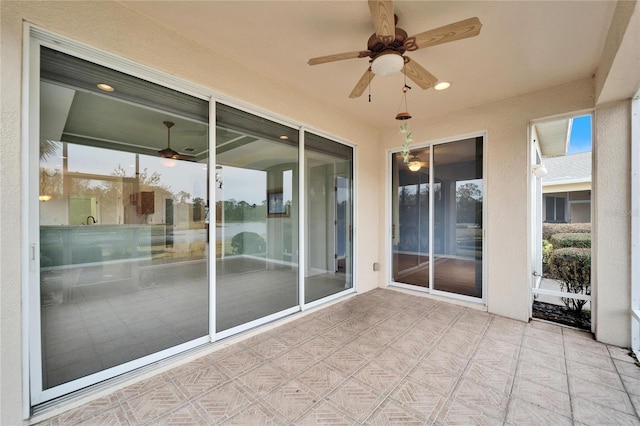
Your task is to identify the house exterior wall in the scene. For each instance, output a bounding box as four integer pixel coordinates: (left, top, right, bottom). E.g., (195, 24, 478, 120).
(379, 77, 595, 322)
(543, 182, 591, 193)
(593, 100, 632, 346)
(0, 0, 637, 424)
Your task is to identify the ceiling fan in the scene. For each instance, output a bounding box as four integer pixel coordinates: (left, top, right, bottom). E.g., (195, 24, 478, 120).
(308, 0, 482, 98)
(158, 121, 197, 162)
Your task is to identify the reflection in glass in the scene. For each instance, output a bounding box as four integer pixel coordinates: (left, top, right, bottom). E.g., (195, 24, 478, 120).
(433, 137, 483, 298)
(305, 133, 354, 303)
(392, 148, 430, 287)
(39, 48, 209, 390)
(215, 104, 299, 332)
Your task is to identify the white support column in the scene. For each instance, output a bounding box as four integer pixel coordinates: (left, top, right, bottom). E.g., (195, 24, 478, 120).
(631, 96, 640, 356)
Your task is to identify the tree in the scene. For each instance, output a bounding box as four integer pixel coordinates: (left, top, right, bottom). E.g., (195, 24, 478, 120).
(176, 190, 191, 203)
(456, 183, 482, 225)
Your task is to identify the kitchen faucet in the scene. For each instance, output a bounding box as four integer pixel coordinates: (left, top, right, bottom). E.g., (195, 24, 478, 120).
(86, 216, 96, 225)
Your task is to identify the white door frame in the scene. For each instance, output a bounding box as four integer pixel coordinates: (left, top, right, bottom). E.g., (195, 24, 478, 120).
(631, 96, 640, 357)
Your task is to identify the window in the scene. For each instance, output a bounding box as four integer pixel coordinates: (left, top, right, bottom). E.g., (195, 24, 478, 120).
(545, 195, 566, 222)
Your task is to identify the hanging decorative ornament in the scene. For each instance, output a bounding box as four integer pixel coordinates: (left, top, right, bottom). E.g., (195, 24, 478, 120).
(399, 122, 412, 163)
(396, 70, 413, 164)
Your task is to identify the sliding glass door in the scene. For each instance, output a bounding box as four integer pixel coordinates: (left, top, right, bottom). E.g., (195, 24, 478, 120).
(305, 133, 354, 303)
(391, 147, 431, 288)
(391, 136, 484, 300)
(432, 137, 484, 298)
(36, 47, 210, 399)
(30, 35, 356, 407)
(214, 105, 299, 334)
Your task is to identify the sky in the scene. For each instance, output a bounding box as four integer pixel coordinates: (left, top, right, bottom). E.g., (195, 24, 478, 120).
(567, 114, 592, 154)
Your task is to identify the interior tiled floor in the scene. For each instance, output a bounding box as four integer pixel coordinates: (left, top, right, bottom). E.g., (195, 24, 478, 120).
(36, 288, 640, 425)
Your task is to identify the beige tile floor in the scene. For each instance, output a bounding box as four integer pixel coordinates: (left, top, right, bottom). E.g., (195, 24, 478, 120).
(36, 288, 640, 425)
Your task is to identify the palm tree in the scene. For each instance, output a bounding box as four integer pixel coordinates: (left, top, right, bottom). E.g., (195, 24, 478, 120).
(39, 139, 60, 161)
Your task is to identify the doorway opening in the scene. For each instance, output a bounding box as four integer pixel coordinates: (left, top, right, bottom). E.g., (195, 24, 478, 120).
(530, 113, 593, 331)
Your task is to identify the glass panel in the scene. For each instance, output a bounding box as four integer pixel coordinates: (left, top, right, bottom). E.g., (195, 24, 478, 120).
(39, 49, 209, 390)
(391, 148, 430, 287)
(304, 133, 353, 303)
(556, 197, 565, 221)
(545, 196, 555, 222)
(433, 137, 483, 298)
(215, 104, 299, 332)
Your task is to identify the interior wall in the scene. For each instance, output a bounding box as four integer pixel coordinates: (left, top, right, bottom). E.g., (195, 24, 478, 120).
(593, 99, 632, 347)
(0, 2, 380, 423)
(378, 77, 595, 322)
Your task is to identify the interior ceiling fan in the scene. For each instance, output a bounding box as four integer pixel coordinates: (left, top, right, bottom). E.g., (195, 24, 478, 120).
(308, 0, 482, 98)
(158, 121, 197, 162)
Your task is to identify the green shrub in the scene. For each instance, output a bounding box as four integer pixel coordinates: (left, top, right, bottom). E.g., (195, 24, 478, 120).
(542, 239, 553, 273)
(549, 232, 591, 249)
(548, 247, 591, 312)
(231, 232, 266, 255)
(542, 223, 590, 241)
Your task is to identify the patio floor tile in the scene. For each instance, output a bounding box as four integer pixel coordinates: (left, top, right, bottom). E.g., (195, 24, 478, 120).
(34, 288, 640, 426)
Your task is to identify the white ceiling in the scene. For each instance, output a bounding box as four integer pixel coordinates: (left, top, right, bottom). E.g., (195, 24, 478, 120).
(119, 0, 616, 129)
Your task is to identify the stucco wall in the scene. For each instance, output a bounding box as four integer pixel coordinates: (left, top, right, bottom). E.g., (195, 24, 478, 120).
(1, 0, 637, 424)
(0, 2, 380, 423)
(378, 77, 595, 322)
(593, 100, 632, 347)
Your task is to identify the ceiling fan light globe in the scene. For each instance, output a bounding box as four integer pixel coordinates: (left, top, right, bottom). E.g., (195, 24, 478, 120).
(408, 161, 421, 172)
(371, 53, 404, 76)
(161, 158, 177, 168)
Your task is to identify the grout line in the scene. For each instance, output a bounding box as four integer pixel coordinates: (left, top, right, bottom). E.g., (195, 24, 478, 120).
(417, 306, 488, 425)
(502, 318, 528, 426)
(560, 326, 576, 425)
(357, 302, 444, 424)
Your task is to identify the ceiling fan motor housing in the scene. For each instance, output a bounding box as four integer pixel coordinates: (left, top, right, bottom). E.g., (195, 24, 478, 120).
(367, 27, 411, 56)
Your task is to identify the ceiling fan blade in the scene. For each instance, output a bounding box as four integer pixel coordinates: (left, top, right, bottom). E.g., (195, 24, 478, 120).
(308, 51, 368, 65)
(403, 57, 438, 90)
(349, 69, 375, 98)
(410, 17, 482, 50)
(369, 0, 395, 39)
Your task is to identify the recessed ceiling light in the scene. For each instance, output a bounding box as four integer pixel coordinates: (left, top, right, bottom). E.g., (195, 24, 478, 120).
(97, 83, 115, 92)
(279, 135, 289, 140)
(434, 82, 451, 91)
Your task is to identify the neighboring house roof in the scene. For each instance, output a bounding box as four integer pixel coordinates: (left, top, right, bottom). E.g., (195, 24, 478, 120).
(543, 152, 592, 187)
